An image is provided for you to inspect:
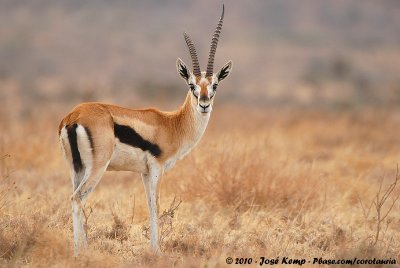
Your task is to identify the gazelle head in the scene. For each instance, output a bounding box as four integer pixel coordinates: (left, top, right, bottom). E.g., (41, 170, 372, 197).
(176, 5, 233, 115)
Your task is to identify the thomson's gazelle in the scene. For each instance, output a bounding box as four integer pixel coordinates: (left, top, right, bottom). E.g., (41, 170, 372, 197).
(59, 5, 232, 255)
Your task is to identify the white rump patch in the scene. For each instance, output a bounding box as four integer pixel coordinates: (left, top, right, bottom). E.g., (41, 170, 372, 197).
(76, 125, 93, 173)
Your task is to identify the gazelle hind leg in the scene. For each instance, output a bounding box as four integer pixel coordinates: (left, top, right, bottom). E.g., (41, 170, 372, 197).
(60, 122, 114, 256)
(71, 163, 109, 256)
(72, 197, 87, 255)
(68, 124, 111, 255)
(142, 163, 163, 253)
(71, 170, 89, 256)
(76, 161, 110, 203)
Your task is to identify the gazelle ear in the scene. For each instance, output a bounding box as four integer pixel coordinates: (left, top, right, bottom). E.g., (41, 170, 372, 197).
(176, 58, 191, 82)
(217, 60, 233, 82)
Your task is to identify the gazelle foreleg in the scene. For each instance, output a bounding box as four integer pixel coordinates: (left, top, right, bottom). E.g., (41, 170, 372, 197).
(142, 162, 163, 252)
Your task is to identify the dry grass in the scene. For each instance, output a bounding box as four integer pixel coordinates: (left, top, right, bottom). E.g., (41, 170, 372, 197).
(1, 105, 400, 267)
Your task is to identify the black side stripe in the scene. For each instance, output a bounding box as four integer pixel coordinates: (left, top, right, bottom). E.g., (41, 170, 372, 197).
(84, 126, 94, 154)
(67, 124, 83, 173)
(113, 123, 162, 158)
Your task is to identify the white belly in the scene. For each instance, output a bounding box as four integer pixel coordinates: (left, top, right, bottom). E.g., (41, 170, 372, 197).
(107, 141, 148, 173)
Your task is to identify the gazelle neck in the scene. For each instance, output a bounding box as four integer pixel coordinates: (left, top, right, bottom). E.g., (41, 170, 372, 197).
(177, 91, 210, 144)
(162, 91, 210, 172)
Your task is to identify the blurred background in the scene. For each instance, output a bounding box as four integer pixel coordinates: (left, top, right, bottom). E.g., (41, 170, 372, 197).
(1, 0, 400, 119)
(2, 2, 400, 265)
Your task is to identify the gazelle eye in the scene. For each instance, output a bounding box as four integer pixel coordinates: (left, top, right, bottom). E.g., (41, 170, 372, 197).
(189, 84, 195, 91)
(213, 84, 218, 91)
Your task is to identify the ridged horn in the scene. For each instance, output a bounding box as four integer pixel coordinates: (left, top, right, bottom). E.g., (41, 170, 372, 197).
(206, 4, 225, 77)
(183, 32, 201, 77)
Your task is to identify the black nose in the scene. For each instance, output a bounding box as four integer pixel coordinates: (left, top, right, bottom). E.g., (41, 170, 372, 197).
(199, 104, 210, 109)
(200, 96, 210, 102)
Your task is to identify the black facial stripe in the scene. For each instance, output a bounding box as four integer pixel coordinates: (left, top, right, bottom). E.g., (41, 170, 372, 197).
(67, 124, 83, 173)
(114, 123, 162, 158)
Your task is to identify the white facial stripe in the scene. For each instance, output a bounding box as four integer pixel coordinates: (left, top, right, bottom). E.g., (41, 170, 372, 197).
(188, 74, 200, 99)
(188, 75, 196, 85)
(208, 75, 219, 98)
(212, 74, 218, 84)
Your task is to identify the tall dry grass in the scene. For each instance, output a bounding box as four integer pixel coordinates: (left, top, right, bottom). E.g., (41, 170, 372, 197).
(1, 105, 400, 267)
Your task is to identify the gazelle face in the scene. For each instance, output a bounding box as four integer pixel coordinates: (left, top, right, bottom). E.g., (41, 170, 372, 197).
(177, 58, 233, 115)
(177, 4, 231, 115)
